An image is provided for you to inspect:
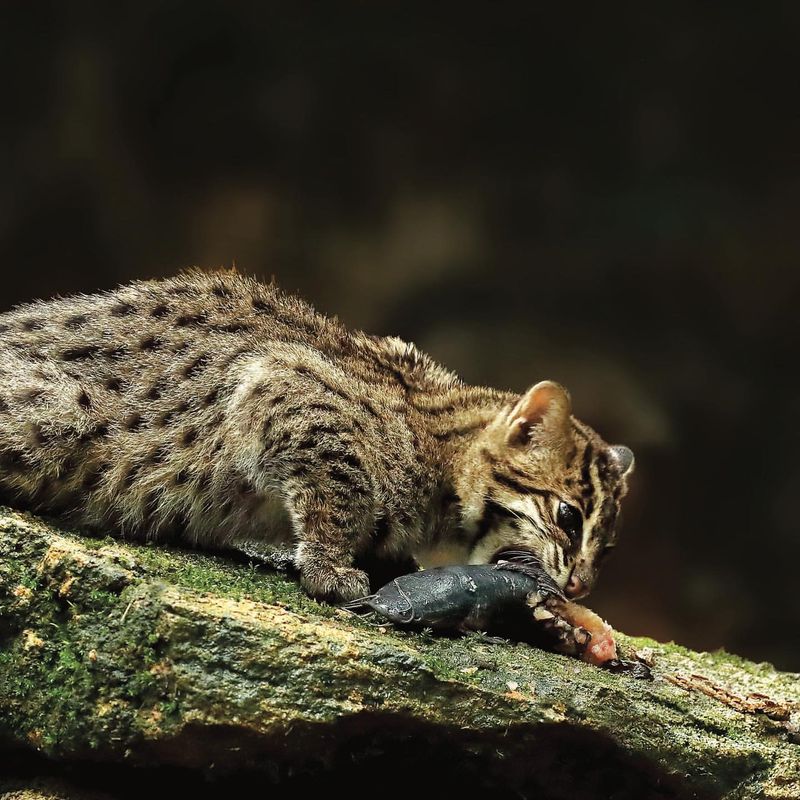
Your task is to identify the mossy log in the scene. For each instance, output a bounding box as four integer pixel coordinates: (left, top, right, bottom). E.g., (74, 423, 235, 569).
(0, 508, 797, 799)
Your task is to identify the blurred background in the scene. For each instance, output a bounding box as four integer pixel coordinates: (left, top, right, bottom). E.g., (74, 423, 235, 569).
(1, 3, 797, 668)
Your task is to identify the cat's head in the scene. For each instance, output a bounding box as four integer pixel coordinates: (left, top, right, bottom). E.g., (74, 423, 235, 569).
(460, 381, 634, 597)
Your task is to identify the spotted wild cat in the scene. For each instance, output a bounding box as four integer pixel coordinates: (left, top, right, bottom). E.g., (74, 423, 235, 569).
(0, 270, 634, 602)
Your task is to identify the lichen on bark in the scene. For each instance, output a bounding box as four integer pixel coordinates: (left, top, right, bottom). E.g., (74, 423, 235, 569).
(0, 507, 797, 799)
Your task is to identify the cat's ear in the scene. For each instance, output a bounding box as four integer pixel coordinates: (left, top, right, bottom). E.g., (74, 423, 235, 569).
(506, 380, 572, 447)
(609, 444, 635, 476)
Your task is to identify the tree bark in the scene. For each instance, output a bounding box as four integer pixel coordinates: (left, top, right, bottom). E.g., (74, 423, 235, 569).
(0, 508, 797, 799)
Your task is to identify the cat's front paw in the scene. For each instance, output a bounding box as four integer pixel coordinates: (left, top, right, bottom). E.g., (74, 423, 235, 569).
(301, 563, 371, 604)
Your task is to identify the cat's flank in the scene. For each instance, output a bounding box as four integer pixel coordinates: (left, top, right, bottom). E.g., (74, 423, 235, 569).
(0, 271, 633, 602)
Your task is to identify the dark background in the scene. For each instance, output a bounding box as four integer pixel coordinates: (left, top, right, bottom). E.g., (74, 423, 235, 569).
(1, 3, 798, 669)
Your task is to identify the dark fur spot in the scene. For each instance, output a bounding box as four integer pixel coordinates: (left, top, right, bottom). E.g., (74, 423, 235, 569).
(27, 423, 49, 446)
(479, 447, 498, 465)
(211, 283, 231, 298)
(144, 489, 161, 517)
(387, 368, 413, 392)
(122, 461, 141, 488)
(432, 421, 485, 439)
(417, 400, 456, 416)
(203, 387, 220, 406)
(197, 470, 212, 491)
(110, 302, 136, 317)
(20, 318, 43, 331)
(341, 452, 363, 471)
(249, 383, 266, 398)
(175, 312, 208, 327)
(223, 346, 251, 368)
(262, 430, 291, 456)
(565, 444, 578, 467)
(149, 445, 170, 465)
(104, 377, 125, 392)
(329, 465, 353, 485)
(159, 400, 189, 426)
(183, 354, 210, 378)
(252, 297, 273, 313)
(237, 480, 255, 496)
(318, 447, 344, 461)
(82, 463, 107, 491)
(0, 448, 25, 469)
(140, 336, 162, 352)
(103, 344, 129, 359)
(124, 412, 143, 431)
(174, 468, 190, 485)
(307, 402, 337, 413)
(151, 303, 170, 318)
(307, 423, 340, 439)
(180, 428, 198, 446)
(62, 345, 101, 361)
(0, 323, 10, 334)
(64, 314, 88, 329)
(77, 390, 92, 410)
(360, 399, 381, 418)
(146, 383, 163, 401)
(0, 397, 8, 412)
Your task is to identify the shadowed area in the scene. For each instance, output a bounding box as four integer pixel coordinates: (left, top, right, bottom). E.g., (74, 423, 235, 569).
(0, 722, 712, 800)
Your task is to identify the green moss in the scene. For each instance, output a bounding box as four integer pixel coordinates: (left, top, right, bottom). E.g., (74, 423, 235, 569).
(89, 538, 336, 620)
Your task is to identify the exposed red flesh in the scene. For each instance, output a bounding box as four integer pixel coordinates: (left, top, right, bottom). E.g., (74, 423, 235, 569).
(554, 599, 618, 665)
(527, 594, 618, 665)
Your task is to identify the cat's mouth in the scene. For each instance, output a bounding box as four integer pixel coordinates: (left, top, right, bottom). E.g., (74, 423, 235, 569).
(490, 547, 564, 597)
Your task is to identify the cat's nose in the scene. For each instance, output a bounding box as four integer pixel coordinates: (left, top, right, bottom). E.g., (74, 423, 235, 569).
(565, 573, 587, 598)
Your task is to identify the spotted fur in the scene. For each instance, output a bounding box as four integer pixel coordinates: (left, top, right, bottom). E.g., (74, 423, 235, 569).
(0, 270, 633, 602)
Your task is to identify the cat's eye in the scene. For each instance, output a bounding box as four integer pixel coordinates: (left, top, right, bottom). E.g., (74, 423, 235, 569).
(557, 502, 582, 543)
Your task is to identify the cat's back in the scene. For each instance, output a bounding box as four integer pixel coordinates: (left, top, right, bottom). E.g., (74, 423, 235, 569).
(0, 272, 358, 527)
(0, 271, 454, 537)
(0, 270, 347, 370)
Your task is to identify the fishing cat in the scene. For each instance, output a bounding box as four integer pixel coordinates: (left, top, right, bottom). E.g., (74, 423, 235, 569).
(0, 271, 634, 602)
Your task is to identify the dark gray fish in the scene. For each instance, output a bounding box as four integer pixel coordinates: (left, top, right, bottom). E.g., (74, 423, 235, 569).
(344, 557, 653, 680)
(343, 560, 562, 631)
